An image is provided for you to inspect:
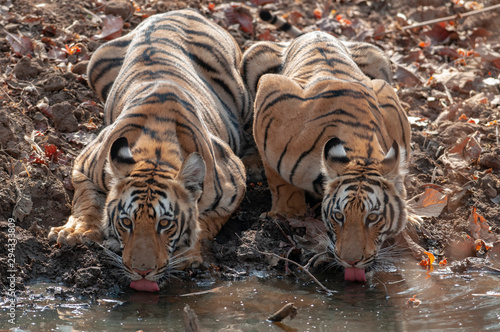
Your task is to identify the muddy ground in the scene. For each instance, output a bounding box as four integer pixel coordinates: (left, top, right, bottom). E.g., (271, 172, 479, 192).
(0, 0, 499, 298)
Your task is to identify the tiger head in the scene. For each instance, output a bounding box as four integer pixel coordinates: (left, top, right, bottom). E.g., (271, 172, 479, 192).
(321, 137, 408, 282)
(103, 137, 205, 291)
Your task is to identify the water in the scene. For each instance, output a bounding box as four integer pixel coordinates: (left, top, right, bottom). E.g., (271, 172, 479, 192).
(2, 258, 500, 331)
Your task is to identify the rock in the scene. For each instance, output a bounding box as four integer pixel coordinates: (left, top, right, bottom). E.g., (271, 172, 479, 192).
(33, 111, 49, 131)
(51, 101, 79, 132)
(74, 266, 102, 288)
(71, 60, 89, 75)
(13, 56, 42, 79)
(12, 194, 33, 222)
(0, 111, 15, 145)
(43, 75, 67, 92)
(479, 152, 500, 171)
(105, 1, 134, 19)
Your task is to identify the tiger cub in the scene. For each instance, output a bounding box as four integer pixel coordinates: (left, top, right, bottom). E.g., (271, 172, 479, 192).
(48, 9, 251, 292)
(241, 31, 411, 282)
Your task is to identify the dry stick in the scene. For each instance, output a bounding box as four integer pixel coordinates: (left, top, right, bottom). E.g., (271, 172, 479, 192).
(179, 286, 223, 297)
(303, 251, 329, 270)
(401, 3, 500, 30)
(496, 126, 499, 146)
(77, 4, 103, 24)
(381, 3, 500, 36)
(268, 303, 298, 322)
(0, 85, 15, 103)
(254, 248, 335, 294)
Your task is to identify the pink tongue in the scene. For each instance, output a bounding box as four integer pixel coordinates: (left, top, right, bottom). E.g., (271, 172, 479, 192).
(344, 267, 367, 282)
(130, 279, 160, 292)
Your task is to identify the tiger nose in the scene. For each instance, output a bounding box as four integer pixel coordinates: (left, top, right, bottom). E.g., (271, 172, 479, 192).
(133, 268, 154, 276)
(343, 258, 361, 266)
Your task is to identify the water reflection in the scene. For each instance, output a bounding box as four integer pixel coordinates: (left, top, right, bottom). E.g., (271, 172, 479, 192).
(3, 257, 500, 331)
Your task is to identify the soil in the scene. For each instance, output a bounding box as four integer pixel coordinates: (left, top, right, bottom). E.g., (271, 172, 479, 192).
(1, 0, 499, 298)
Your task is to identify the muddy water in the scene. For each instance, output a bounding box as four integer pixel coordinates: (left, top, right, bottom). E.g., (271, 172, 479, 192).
(3, 257, 500, 331)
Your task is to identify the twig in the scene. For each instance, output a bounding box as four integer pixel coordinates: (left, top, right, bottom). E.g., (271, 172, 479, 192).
(179, 286, 223, 297)
(78, 4, 103, 24)
(401, 3, 500, 31)
(183, 304, 201, 332)
(372, 276, 390, 299)
(0, 85, 15, 103)
(430, 166, 437, 184)
(254, 247, 335, 294)
(268, 303, 298, 322)
(381, 3, 500, 36)
(496, 125, 499, 146)
(273, 218, 296, 247)
(442, 83, 454, 106)
(303, 251, 329, 270)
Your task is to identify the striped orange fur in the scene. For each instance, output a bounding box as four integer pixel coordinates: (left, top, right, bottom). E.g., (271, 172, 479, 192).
(241, 31, 411, 276)
(49, 10, 251, 288)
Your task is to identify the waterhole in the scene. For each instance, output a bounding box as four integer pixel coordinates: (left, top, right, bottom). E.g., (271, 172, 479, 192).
(2, 257, 499, 331)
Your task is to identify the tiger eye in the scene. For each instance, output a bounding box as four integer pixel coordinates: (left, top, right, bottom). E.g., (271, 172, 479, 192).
(122, 218, 132, 226)
(334, 212, 344, 222)
(367, 213, 379, 222)
(159, 219, 170, 227)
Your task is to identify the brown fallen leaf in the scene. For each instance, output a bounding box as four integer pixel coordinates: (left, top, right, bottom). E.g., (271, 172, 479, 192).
(432, 67, 477, 90)
(6, 31, 34, 56)
(393, 64, 424, 87)
(468, 207, 497, 243)
(440, 132, 482, 171)
(406, 295, 422, 308)
(92, 15, 124, 40)
(407, 187, 448, 219)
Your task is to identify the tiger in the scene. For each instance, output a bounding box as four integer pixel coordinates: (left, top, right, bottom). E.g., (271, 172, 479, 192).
(243, 9, 394, 100)
(240, 28, 412, 282)
(48, 9, 251, 292)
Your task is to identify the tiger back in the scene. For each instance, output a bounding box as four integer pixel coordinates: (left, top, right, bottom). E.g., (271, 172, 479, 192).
(241, 31, 411, 282)
(49, 9, 251, 291)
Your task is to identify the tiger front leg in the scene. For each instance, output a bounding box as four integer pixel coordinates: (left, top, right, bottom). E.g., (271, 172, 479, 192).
(263, 160, 308, 218)
(48, 170, 105, 246)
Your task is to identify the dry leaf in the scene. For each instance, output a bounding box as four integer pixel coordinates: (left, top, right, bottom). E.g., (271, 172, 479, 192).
(93, 15, 124, 40)
(394, 64, 424, 87)
(257, 29, 276, 41)
(424, 22, 451, 43)
(407, 187, 448, 218)
(448, 132, 481, 160)
(468, 207, 497, 243)
(440, 132, 482, 170)
(406, 295, 421, 308)
(418, 251, 435, 267)
(6, 32, 34, 56)
(439, 257, 448, 266)
(432, 67, 477, 90)
(233, 7, 253, 34)
(474, 41, 500, 63)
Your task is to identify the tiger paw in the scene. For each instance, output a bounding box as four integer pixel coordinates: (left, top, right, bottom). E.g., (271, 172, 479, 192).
(48, 215, 103, 246)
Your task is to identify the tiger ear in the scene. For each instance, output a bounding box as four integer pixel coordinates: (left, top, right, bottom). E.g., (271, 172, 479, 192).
(380, 140, 400, 177)
(109, 137, 136, 178)
(177, 152, 206, 201)
(322, 137, 350, 178)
